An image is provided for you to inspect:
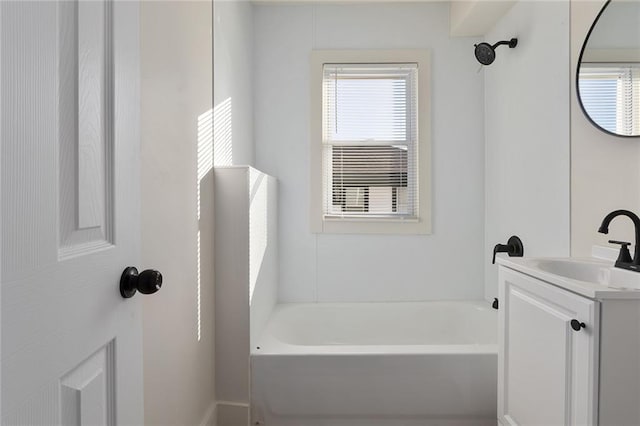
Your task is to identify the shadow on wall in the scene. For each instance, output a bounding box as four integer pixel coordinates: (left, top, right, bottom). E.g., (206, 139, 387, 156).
(214, 97, 233, 166)
(198, 108, 214, 342)
(250, 171, 268, 302)
(249, 170, 278, 349)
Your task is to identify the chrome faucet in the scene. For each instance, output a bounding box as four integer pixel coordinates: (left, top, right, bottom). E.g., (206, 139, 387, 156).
(598, 209, 640, 272)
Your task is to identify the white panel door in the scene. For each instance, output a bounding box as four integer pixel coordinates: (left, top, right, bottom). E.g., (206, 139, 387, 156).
(498, 268, 598, 426)
(1, 1, 143, 424)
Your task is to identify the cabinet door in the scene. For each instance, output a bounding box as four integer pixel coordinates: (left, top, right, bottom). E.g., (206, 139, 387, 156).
(498, 268, 599, 426)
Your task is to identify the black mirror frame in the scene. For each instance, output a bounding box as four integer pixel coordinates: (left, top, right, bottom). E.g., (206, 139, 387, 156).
(576, 0, 640, 138)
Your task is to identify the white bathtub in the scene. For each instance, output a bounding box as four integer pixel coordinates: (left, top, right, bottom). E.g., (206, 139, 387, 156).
(251, 301, 498, 426)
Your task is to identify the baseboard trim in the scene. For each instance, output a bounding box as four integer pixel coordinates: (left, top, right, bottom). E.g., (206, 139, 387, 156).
(216, 400, 249, 408)
(199, 400, 218, 426)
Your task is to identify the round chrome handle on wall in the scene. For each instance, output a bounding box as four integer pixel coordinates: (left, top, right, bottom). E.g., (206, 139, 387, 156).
(120, 267, 163, 298)
(570, 319, 586, 331)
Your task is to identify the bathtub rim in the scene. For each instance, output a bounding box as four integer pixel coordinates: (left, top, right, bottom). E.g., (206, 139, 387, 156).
(252, 343, 498, 356)
(253, 300, 498, 356)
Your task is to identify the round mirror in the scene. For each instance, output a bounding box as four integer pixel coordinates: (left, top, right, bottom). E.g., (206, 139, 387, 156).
(577, 0, 640, 137)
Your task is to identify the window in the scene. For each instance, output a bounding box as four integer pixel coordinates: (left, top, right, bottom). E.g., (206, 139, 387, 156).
(579, 64, 640, 136)
(323, 64, 416, 218)
(310, 50, 431, 234)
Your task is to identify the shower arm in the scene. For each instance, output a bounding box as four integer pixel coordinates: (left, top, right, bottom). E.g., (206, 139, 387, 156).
(492, 38, 518, 50)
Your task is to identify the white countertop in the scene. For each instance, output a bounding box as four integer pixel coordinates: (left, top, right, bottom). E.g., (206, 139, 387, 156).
(497, 256, 640, 300)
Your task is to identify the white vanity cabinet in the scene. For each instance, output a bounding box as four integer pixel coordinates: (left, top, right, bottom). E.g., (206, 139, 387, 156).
(498, 261, 640, 426)
(498, 267, 598, 426)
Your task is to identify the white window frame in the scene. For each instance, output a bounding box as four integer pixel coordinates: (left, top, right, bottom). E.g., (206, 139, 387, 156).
(310, 49, 431, 234)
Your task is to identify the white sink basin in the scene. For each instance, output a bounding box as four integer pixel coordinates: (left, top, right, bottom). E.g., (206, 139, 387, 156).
(532, 258, 640, 290)
(534, 259, 610, 283)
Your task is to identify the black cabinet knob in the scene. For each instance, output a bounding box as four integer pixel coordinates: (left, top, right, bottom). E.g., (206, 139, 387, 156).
(570, 319, 586, 331)
(120, 267, 163, 298)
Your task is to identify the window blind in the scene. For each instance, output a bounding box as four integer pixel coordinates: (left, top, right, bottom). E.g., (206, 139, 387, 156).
(579, 64, 640, 136)
(322, 63, 418, 219)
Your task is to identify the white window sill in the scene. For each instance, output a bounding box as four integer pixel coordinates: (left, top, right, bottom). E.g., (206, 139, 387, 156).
(317, 217, 431, 235)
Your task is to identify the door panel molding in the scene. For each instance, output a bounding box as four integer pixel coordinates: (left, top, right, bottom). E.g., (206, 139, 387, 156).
(59, 0, 115, 260)
(60, 340, 116, 426)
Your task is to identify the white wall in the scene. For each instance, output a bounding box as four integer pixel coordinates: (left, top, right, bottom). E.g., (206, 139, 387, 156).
(214, 0, 254, 167)
(214, 168, 250, 410)
(214, 167, 278, 423)
(249, 170, 279, 348)
(484, 1, 571, 299)
(213, 2, 257, 425)
(450, 0, 516, 37)
(140, 2, 216, 425)
(254, 3, 486, 303)
(571, 0, 640, 256)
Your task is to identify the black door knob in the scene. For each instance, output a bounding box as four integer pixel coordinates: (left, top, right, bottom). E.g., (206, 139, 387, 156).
(120, 267, 163, 298)
(570, 319, 586, 331)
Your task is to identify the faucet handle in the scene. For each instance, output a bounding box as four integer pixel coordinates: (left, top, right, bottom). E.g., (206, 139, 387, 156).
(609, 240, 633, 263)
(492, 236, 524, 264)
(609, 240, 631, 246)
